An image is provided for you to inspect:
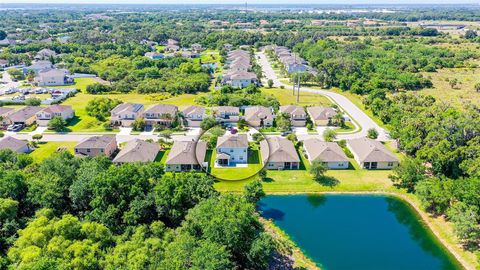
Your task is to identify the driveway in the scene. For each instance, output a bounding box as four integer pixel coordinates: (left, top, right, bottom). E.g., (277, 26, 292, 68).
(255, 51, 389, 141)
(30, 126, 48, 136)
(118, 127, 132, 135)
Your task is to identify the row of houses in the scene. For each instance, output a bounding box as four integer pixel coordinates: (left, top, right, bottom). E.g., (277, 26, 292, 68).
(270, 45, 314, 74)
(144, 40, 203, 60)
(221, 49, 258, 88)
(0, 105, 74, 128)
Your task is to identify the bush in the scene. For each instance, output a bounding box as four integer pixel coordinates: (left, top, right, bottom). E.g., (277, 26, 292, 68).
(86, 97, 122, 121)
(25, 98, 41, 106)
(86, 83, 113, 94)
(323, 129, 336, 142)
(48, 116, 67, 132)
(367, 128, 379, 139)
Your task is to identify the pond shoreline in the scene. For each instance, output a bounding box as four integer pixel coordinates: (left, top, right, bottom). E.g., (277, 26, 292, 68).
(262, 190, 473, 270)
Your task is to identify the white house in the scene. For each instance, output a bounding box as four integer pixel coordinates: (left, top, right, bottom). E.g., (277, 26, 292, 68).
(35, 69, 71, 86)
(36, 105, 75, 127)
(216, 133, 248, 166)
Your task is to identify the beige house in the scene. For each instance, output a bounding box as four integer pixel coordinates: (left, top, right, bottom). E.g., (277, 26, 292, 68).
(347, 138, 399, 169)
(303, 138, 349, 169)
(113, 139, 159, 164)
(36, 105, 75, 127)
(279, 105, 307, 127)
(0, 137, 30, 153)
(244, 106, 274, 128)
(165, 140, 207, 172)
(307, 106, 337, 126)
(0, 107, 15, 127)
(74, 136, 117, 158)
(35, 69, 70, 86)
(4, 106, 43, 126)
(34, 49, 56, 60)
(181, 106, 205, 127)
(110, 103, 144, 127)
(261, 137, 300, 170)
(143, 104, 178, 128)
(212, 106, 240, 123)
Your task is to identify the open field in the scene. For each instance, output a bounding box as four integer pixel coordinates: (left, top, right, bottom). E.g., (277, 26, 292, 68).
(420, 68, 480, 109)
(262, 87, 332, 106)
(29, 141, 77, 163)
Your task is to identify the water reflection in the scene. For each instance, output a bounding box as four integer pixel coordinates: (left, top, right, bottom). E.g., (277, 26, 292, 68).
(306, 194, 327, 208)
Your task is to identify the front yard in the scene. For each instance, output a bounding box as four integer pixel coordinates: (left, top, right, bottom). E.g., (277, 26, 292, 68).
(28, 142, 77, 163)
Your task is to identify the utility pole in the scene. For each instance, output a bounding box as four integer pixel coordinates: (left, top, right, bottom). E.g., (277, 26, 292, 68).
(296, 70, 301, 103)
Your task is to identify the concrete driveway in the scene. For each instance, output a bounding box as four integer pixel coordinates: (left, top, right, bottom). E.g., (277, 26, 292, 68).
(256, 51, 389, 141)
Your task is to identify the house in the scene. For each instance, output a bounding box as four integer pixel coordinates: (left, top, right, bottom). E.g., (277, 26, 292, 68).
(4, 106, 43, 126)
(0, 39, 16, 46)
(113, 139, 159, 164)
(0, 107, 15, 127)
(0, 137, 30, 153)
(212, 106, 240, 123)
(34, 49, 56, 60)
(244, 106, 274, 128)
(143, 104, 178, 128)
(181, 106, 205, 127)
(110, 103, 144, 127)
(279, 105, 307, 127)
(224, 43, 233, 51)
(307, 106, 337, 126)
(165, 140, 207, 172)
(303, 138, 349, 169)
(74, 136, 117, 158)
(167, 39, 179, 46)
(224, 71, 258, 88)
(191, 43, 202, 52)
(216, 133, 248, 166)
(0, 59, 8, 68)
(144, 52, 164, 59)
(35, 69, 71, 86)
(180, 51, 199, 59)
(260, 136, 300, 170)
(166, 44, 180, 52)
(36, 105, 75, 127)
(23, 60, 53, 75)
(347, 138, 399, 169)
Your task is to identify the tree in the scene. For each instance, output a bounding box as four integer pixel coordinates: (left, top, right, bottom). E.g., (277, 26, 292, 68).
(86, 83, 113, 94)
(237, 118, 248, 130)
(309, 160, 328, 181)
(31, 134, 43, 142)
(286, 133, 297, 143)
(158, 130, 173, 141)
(243, 180, 265, 204)
(200, 116, 217, 130)
(464, 30, 477, 40)
(323, 128, 336, 142)
(367, 128, 379, 139)
(0, 30, 6, 41)
(132, 117, 146, 131)
(0, 132, 4, 138)
(330, 112, 345, 127)
(0, 198, 20, 253)
(6, 69, 24, 81)
(25, 98, 41, 106)
(389, 157, 426, 192)
(86, 97, 122, 121)
(474, 82, 480, 93)
(267, 79, 273, 88)
(154, 173, 217, 226)
(446, 202, 480, 245)
(275, 112, 291, 132)
(47, 116, 67, 132)
(252, 132, 264, 143)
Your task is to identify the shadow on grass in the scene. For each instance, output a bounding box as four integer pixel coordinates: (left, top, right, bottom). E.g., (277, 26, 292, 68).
(262, 177, 275, 183)
(315, 175, 340, 187)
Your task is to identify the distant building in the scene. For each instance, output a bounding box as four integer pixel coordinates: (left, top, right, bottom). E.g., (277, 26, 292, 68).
(34, 49, 56, 60)
(0, 59, 9, 68)
(35, 69, 72, 86)
(74, 136, 117, 158)
(110, 103, 145, 127)
(144, 52, 164, 59)
(347, 138, 399, 170)
(113, 139, 160, 164)
(244, 106, 274, 128)
(36, 105, 75, 127)
(260, 137, 300, 170)
(303, 139, 349, 169)
(165, 140, 208, 172)
(191, 43, 202, 52)
(0, 107, 15, 127)
(23, 60, 53, 75)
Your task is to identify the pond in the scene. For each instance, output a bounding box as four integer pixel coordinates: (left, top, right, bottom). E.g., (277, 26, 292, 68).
(259, 194, 463, 270)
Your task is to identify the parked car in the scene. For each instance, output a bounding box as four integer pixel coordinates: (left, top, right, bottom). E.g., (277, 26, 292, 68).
(7, 124, 24, 132)
(281, 131, 291, 137)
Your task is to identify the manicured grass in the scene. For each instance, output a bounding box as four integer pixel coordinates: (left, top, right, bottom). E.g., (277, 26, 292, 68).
(29, 142, 77, 163)
(262, 87, 332, 107)
(419, 67, 480, 109)
(199, 50, 221, 64)
(157, 149, 170, 163)
(209, 149, 264, 181)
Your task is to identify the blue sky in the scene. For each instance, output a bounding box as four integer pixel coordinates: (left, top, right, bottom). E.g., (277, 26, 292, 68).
(0, 0, 478, 4)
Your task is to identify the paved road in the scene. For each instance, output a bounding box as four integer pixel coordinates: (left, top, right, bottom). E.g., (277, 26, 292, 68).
(255, 51, 389, 141)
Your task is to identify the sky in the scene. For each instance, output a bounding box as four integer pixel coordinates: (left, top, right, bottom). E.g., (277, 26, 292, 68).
(0, 0, 478, 4)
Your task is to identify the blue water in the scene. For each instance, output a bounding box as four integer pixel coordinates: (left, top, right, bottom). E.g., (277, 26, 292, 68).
(259, 194, 462, 270)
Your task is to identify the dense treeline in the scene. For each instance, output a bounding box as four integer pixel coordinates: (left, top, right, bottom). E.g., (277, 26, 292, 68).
(368, 92, 480, 252)
(0, 151, 273, 269)
(295, 38, 477, 94)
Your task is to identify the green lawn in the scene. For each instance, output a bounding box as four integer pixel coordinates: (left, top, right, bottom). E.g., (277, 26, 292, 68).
(262, 87, 332, 107)
(29, 142, 77, 163)
(209, 149, 264, 181)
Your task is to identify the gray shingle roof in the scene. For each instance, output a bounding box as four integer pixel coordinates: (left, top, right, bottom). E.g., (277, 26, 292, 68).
(75, 136, 116, 149)
(244, 106, 274, 122)
(303, 138, 348, 162)
(216, 134, 248, 149)
(307, 106, 337, 121)
(111, 103, 144, 114)
(113, 139, 159, 163)
(8, 106, 43, 122)
(261, 137, 299, 163)
(0, 137, 28, 152)
(347, 138, 399, 163)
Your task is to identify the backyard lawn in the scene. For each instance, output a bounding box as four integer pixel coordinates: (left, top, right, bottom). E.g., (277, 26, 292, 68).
(208, 149, 264, 181)
(29, 142, 77, 163)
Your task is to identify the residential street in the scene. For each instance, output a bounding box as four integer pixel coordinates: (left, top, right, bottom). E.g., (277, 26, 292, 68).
(255, 51, 390, 141)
